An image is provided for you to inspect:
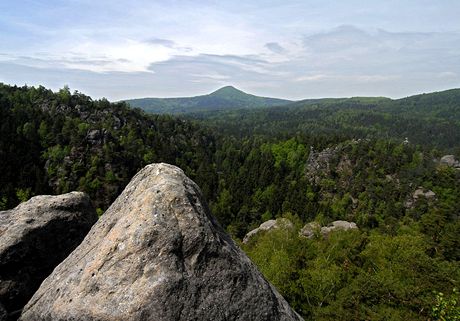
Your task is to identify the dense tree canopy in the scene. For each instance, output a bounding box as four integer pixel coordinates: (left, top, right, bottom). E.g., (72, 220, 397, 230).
(0, 83, 217, 211)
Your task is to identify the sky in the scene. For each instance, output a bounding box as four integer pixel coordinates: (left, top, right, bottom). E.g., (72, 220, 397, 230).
(0, 0, 459, 101)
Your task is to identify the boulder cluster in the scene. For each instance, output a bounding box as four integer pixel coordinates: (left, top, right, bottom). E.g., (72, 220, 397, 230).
(304, 220, 358, 238)
(404, 187, 437, 209)
(0, 164, 303, 321)
(243, 218, 358, 242)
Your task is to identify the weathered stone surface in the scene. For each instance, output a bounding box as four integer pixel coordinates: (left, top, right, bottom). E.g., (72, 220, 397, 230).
(86, 129, 102, 144)
(440, 155, 460, 168)
(20, 164, 303, 321)
(299, 221, 358, 238)
(320, 220, 358, 237)
(305, 140, 361, 185)
(424, 190, 436, 198)
(404, 187, 437, 209)
(86, 129, 109, 145)
(413, 188, 436, 199)
(0, 192, 97, 320)
(299, 222, 321, 239)
(243, 218, 294, 244)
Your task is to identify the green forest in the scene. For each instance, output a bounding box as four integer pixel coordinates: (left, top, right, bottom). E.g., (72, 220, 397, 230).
(1, 83, 459, 320)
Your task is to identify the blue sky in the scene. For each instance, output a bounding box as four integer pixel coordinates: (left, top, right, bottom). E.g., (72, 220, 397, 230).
(0, 0, 459, 100)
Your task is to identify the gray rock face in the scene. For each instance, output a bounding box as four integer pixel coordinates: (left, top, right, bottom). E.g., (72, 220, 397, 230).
(305, 146, 338, 184)
(299, 221, 358, 239)
(86, 129, 109, 145)
(20, 164, 303, 321)
(321, 220, 358, 237)
(306, 140, 361, 185)
(413, 189, 436, 199)
(243, 218, 294, 244)
(404, 187, 437, 209)
(440, 155, 460, 168)
(299, 222, 321, 239)
(321, 221, 358, 231)
(0, 192, 97, 320)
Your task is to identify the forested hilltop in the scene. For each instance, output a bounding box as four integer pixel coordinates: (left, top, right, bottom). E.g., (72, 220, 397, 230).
(1, 83, 459, 320)
(0, 83, 217, 211)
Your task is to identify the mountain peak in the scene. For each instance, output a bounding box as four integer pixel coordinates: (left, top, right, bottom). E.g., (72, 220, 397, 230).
(209, 86, 246, 97)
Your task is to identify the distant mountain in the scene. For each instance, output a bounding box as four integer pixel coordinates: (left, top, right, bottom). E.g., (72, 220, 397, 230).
(123, 86, 293, 114)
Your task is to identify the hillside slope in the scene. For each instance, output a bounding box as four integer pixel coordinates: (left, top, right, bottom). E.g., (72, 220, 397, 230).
(189, 88, 460, 150)
(0, 83, 217, 211)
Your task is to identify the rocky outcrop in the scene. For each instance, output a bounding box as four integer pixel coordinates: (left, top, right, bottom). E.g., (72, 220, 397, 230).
(299, 222, 321, 239)
(300, 220, 358, 239)
(0, 192, 97, 320)
(320, 221, 358, 237)
(440, 155, 460, 169)
(306, 146, 339, 185)
(85, 129, 113, 146)
(20, 164, 303, 321)
(404, 187, 436, 209)
(243, 218, 294, 244)
(414, 189, 436, 199)
(306, 141, 361, 185)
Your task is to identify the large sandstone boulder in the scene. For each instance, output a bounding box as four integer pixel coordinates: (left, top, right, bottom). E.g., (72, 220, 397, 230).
(20, 164, 303, 321)
(0, 192, 97, 320)
(243, 218, 294, 244)
(440, 155, 460, 168)
(320, 221, 358, 237)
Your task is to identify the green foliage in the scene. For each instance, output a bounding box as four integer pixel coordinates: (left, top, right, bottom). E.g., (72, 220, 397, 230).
(15, 188, 32, 203)
(0, 195, 8, 210)
(270, 138, 307, 169)
(245, 226, 460, 320)
(432, 288, 460, 321)
(96, 208, 104, 217)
